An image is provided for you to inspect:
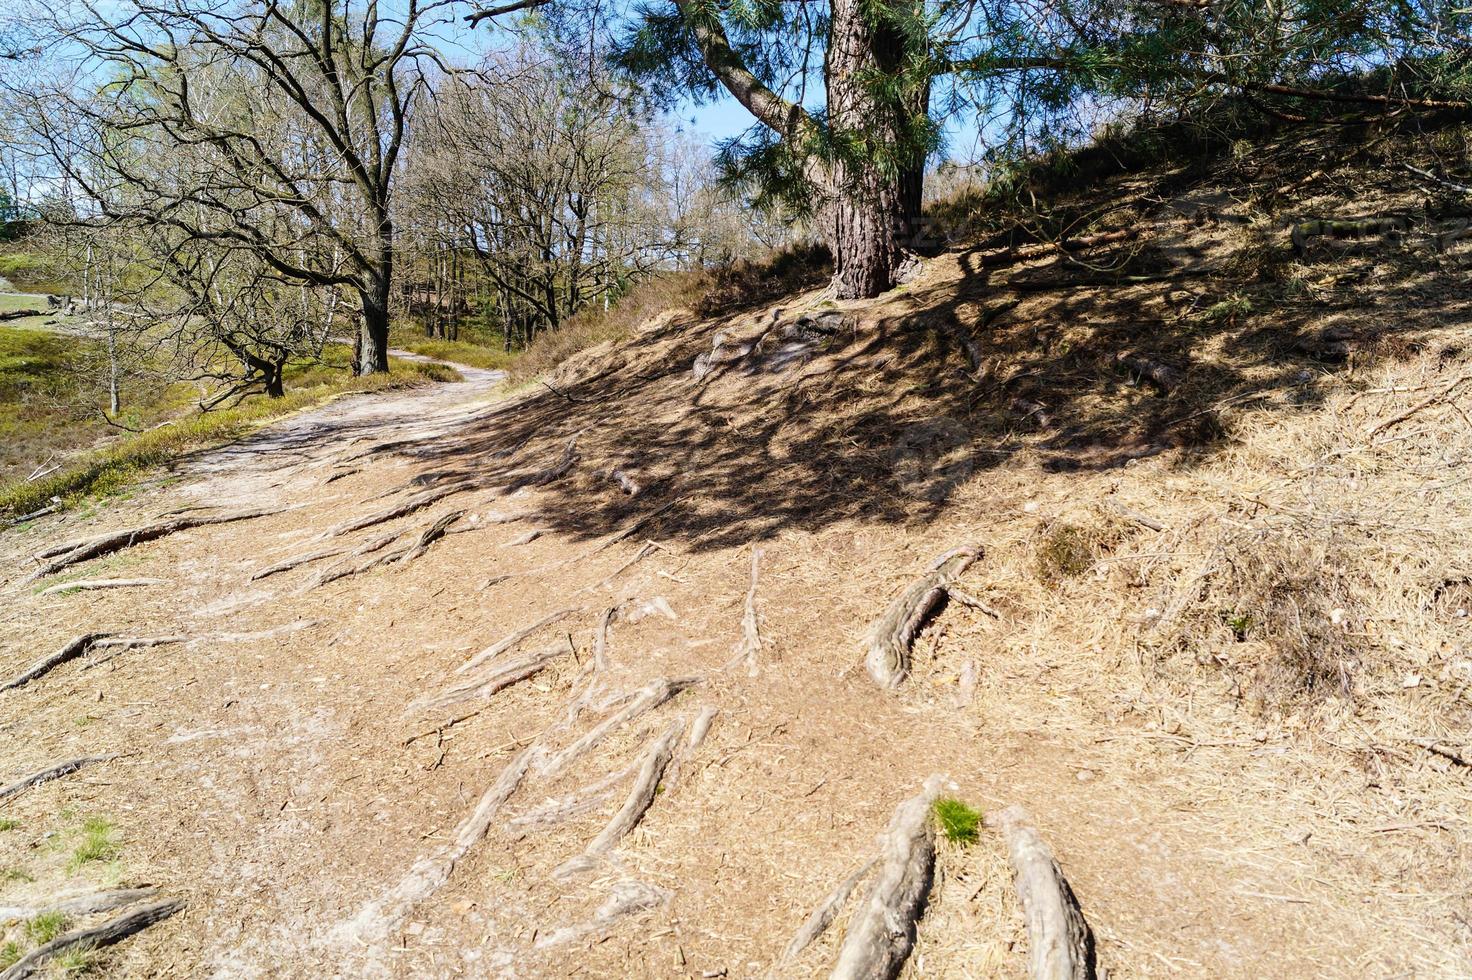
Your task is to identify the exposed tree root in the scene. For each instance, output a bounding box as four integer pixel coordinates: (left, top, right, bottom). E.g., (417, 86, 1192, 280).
(1, 633, 112, 692)
(586, 501, 676, 556)
(478, 573, 513, 591)
(322, 466, 361, 485)
(322, 484, 465, 538)
(862, 546, 981, 688)
(339, 745, 536, 942)
(249, 549, 347, 582)
(725, 547, 763, 675)
(830, 774, 944, 980)
(37, 578, 168, 597)
(0, 887, 159, 922)
(0, 898, 184, 980)
(81, 635, 188, 670)
(538, 675, 700, 780)
(501, 528, 543, 548)
(553, 718, 685, 880)
(410, 644, 568, 717)
(457, 606, 582, 675)
(507, 758, 641, 832)
(996, 805, 1097, 980)
(609, 468, 642, 497)
(399, 510, 465, 562)
(0, 755, 115, 802)
(533, 879, 669, 949)
(592, 540, 664, 589)
(26, 508, 280, 580)
(516, 433, 580, 488)
(781, 858, 879, 965)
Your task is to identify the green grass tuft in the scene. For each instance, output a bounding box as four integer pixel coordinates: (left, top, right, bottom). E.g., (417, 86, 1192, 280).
(932, 797, 983, 845)
(23, 910, 69, 945)
(1, 867, 34, 883)
(67, 817, 120, 872)
(0, 940, 21, 969)
(0, 817, 19, 831)
(51, 947, 96, 976)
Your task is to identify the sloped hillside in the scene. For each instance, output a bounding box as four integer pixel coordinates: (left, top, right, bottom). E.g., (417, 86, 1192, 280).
(2, 122, 1470, 978)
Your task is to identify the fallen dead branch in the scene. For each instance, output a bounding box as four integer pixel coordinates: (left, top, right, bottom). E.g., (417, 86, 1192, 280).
(0, 898, 184, 980)
(1, 633, 112, 692)
(780, 857, 879, 965)
(37, 578, 167, 597)
(1366, 371, 1472, 437)
(554, 718, 685, 880)
(0, 755, 115, 803)
(1414, 739, 1471, 767)
(725, 547, 763, 675)
(863, 546, 981, 688)
(0, 887, 159, 922)
(830, 774, 944, 979)
(1116, 351, 1184, 394)
(996, 804, 1097, 980)
(26, 508, 280, 580)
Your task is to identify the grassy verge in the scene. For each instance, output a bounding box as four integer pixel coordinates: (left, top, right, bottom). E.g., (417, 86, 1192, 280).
(0, 347, 455, 520)
(389, 334, 520, 372)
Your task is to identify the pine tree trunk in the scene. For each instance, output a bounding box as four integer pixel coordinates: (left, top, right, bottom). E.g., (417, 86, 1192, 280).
(823, 0, 929, 299)
(358, 285, 390, 375)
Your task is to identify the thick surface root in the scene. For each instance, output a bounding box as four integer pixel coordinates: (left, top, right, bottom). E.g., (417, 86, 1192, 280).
(249, 549, 347, 582)
(830, 774, 944, 980)
(996, 805, 1097, 980)
(862, 547, 980, 688)
(0, 887, 159, 922)
(0, 756, 115, 802)
(725, 547, 763, 675)
(0, 898, 184, 980)
(456, 607, 582, 675)
(537, 676, 699, 781)
(1, 634, 111, 692)
(553, 718, 685, 880)
(533, 879, 668, 949)
(37, 578, 168, 597)
(410, 644, 568, 717)
(26, 508, 279, 580)
(322, 485, 464, 538)
(781, 858, 879, 965)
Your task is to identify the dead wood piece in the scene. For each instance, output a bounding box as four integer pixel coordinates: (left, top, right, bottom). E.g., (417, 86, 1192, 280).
(249, 549, 346, 581)
(609, 468, 642, 497)
(1, 633, 112, 692)
(554, 719, 685, 880)
(1415, 739, 1471, 767)
(322, 484, 464, 538)
(400, 510, 465, 562)
(1103, 501, 1166, 532)
(27, 508, 279, 580)
(538, 675, 700, 780)
(830, 774, 944, 980)
(0, 756, 115, 803)
(1291, 216, 1408, 253)
(457, 606, 582, 675)
(0, 898, 184, 980)
(0, 887, 159, 922)
(0, 308, 43, 322)
(339, 745, 536, 941)
(725, 547, 763, 675)
(862, 547, 980, 689)
(411, 645, 567, 716)
(38, 578, 167, 597)
(322, 467, 361, 485)
(781, 858, 879, 964)
(533, 879, 669, 949)
(1115, 352, 1184, 394)
(996, 805, 1097, 980)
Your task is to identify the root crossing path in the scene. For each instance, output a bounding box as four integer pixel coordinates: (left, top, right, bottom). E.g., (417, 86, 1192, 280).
(0, 339, 1448, 978)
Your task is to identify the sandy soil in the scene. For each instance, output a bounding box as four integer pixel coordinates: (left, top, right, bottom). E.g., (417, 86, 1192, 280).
(3, 148, 1471, 977)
